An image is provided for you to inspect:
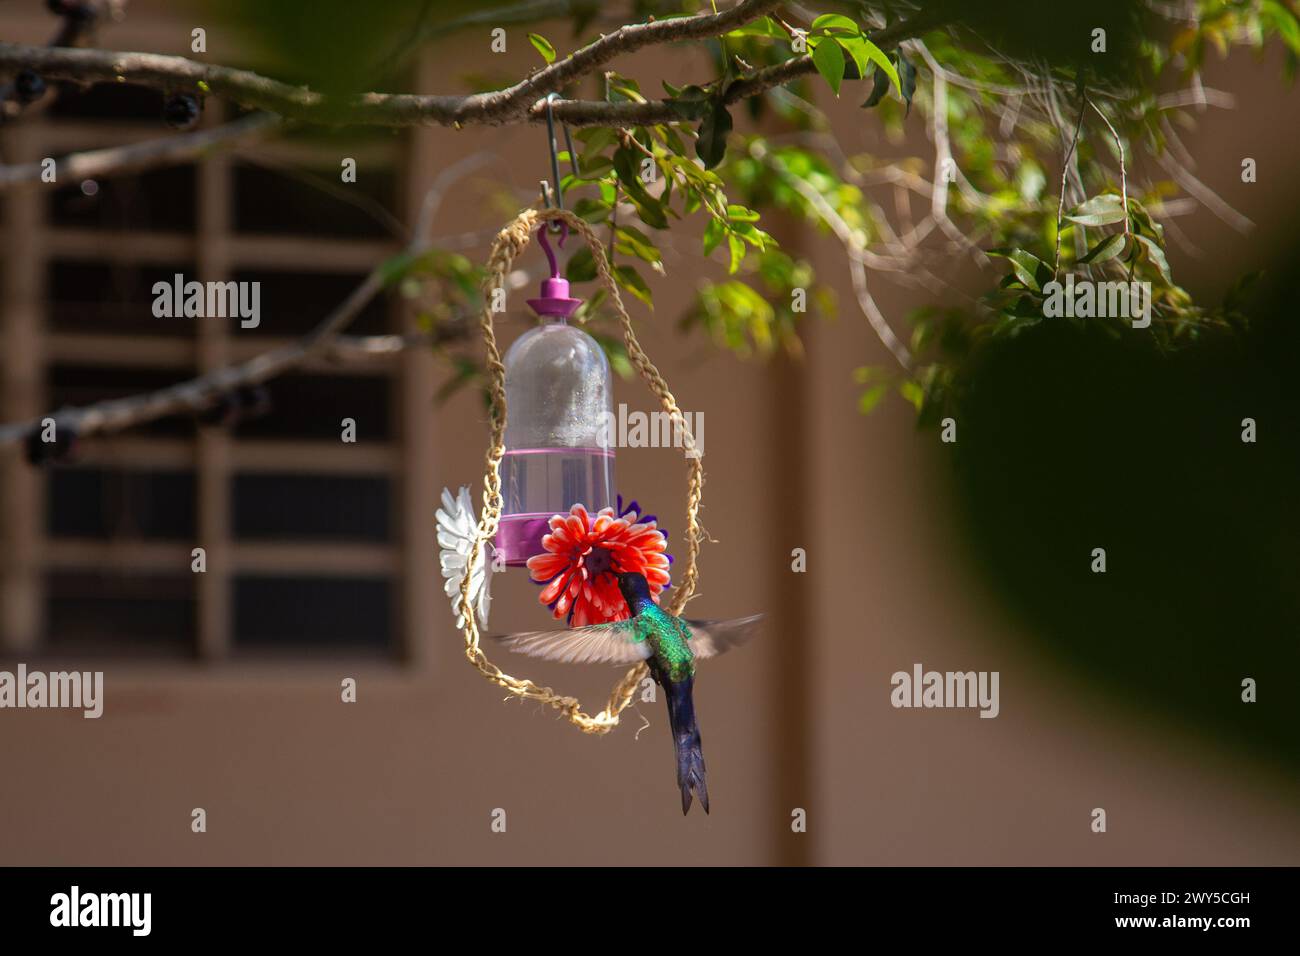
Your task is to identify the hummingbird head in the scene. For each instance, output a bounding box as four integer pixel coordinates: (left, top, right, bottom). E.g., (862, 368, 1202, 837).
(615, 570, 653, 612)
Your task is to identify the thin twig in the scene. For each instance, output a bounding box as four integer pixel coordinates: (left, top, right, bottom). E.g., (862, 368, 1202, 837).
(1054, 91, 1087, 278)
(1087, 95, 1128, 236)
(1155, 150, 1255, 234)
(749, 141, 912, 371)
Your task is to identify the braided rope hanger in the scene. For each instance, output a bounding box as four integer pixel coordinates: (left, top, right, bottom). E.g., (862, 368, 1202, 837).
(456, 206, 705, 734)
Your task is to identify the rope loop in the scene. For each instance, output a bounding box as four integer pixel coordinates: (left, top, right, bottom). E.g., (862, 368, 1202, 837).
(456, 207, 705, 734)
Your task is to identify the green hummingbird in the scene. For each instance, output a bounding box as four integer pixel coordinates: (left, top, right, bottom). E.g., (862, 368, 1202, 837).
(500, 570, 761, 815)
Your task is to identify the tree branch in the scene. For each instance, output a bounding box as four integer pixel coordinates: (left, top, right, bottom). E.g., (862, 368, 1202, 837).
(0, 0, 783, 128)
(0, 151, 498, 448)
(0, 3, 945, 129)
(0, 111, 278, 190)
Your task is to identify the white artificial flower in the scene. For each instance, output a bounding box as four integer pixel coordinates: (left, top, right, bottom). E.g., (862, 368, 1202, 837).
(436, 485, 493, 629)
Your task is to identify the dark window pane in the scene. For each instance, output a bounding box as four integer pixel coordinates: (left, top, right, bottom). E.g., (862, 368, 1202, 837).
(232, 372, 390, 441)
(233, 575, 391, 650)
(44, 570, 196, 659)
(232, 473, 390, 542)
(47, 82, 166, 122)
(49, 260, 201, 337)
(231, 269, 390, 337)
(49, 166, 196, 232)
(47, 467, 196, 539)
(232, 162, 397, 239)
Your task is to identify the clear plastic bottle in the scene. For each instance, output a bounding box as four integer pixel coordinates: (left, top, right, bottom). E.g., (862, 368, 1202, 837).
(496, 265, 615, 565)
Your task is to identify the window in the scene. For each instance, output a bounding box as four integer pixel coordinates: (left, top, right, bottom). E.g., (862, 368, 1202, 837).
(0, 43, 429, 662)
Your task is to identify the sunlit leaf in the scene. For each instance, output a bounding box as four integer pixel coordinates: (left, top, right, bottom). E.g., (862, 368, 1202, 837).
(1078, 232, 1128, 265)
(527, 33, 556, 64)
(811, 37, 846, 96)
(1066, 194, 1128, 227)
(614, 264, 654, 308)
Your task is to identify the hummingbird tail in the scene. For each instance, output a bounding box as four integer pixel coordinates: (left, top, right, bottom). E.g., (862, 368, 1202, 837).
(663, 674, 709, 815)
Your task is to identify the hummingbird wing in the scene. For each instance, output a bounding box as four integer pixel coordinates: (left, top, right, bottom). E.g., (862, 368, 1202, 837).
(495, 619, 653, 665)
(684, 613, 764, 659)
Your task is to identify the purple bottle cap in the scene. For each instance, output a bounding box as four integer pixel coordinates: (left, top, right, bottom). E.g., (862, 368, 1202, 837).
(527, 223, 583, 319)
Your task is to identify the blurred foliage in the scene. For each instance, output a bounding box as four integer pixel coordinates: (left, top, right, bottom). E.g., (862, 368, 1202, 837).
(942, 238, 1300, 772)
(214, 0, 433, 92)
(353, 0, 1299, 406)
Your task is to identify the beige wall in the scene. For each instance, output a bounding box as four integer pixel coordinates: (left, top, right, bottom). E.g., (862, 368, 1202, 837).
(1, 2, 1298, 866)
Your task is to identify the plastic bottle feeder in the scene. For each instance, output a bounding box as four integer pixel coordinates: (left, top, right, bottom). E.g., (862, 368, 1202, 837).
(496, 225, 616, 565)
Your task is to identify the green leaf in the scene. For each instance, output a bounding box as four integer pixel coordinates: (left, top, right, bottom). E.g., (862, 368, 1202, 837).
(605, 73, 645, 103)
(811, 37, 846, 96)
(703, 218, 726, 256)
(565, 247, 597, 283)
(867, 41, 901, 94)
(576, 154, 614, 180)
(664, 83, 712, 120)
(612, 146, 669, 229)
(1078, 232, 1128, 265)
(614, 264, 653, 308)
(574, 126, 617, 148)
(696, 100, 733, 169)
(858, 382, 889, 414)
(657, 123, 688, 156)
(898, 55, 916, 115)
(1262, 1, 1300, 54)
(630, 196, 669, 231)
(1133, 234, 1172, 283)
(988, 248, 1051, 292)
(725, 16, 786, 38)
(571, 197, 611, 224)
(853, 365, 884, 385)
(848, 39, 900, 97)
(378, 251, 419, 286)
(727, 234, 746, 274)
(861, 61, 892, 108)
(810, 14, 860, 36)
(1127, 198, 1164, 242)
(527, 33, 556, 64)
(615, 225, 663, 265)
(837, 36, 870, 79)
(1065, 194, 1128, 227)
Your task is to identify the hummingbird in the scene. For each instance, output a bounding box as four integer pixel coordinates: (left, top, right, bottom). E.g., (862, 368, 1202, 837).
(499, 570, 760, 815)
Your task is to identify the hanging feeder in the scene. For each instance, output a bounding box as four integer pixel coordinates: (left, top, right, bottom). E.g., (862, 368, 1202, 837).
(496, 224, 616, 566)
(454, 206, 704, 735)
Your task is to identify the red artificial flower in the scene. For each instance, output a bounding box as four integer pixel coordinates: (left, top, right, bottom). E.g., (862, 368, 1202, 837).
(526, 498, 672, 626)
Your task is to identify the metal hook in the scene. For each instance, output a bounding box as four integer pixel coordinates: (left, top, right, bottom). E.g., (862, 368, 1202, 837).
(541, 93, 578, 237)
